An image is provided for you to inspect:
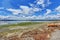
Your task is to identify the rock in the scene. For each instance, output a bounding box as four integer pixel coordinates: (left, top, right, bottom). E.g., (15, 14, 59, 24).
(50, 30, 60, 40)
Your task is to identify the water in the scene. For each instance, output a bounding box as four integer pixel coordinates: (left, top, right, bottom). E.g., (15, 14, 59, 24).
(0, 21, 57, 25)
(0, 21, 30, 25)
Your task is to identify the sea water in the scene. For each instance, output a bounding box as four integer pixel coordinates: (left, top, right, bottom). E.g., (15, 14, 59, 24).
(0, 21, 56, 25)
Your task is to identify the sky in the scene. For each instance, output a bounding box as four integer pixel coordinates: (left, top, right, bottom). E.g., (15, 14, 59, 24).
(0, 0, 60, 20)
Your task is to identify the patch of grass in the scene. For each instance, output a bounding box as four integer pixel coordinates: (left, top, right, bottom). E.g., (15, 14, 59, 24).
(0, 22, 42, 29)
(13, 22, 42, 26)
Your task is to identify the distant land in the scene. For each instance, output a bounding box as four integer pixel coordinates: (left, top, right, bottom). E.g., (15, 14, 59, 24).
(0, 19, 60, 21)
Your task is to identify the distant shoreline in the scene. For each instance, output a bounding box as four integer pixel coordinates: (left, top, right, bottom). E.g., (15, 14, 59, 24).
(0, 20, 60, 21)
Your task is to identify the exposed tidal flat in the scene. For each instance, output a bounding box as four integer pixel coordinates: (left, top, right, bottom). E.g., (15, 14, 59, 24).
(0, 21, 60, 40)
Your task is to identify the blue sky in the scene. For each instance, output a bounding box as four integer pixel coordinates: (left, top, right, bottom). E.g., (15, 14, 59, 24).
(0, 0, 60, 20)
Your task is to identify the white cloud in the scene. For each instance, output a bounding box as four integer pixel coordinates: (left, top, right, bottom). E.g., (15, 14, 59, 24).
(24, 15, 60, 20)
(37, 0, 44, 5)
(7, 8, 23, 15)
(22, 15, 43, 20)
(0, 15, 42, 20)
(0, 15, 9, 19)
(6, 0, 51, 15)
(29, 4, 34, 7)
(7, 6, 40, 15)
(20, 6, 40, 14)
(4, 5, 60, 20)
(20, 6, 32, 14)
(55, 6, 60, 12)
(0, 14, 60, 20)
(33, 8, 41, 12)
(0, 0, 60, 20)
(45, 9, 51, 15)
(44, 14, 60, 20)
(36, 0, 51, 8)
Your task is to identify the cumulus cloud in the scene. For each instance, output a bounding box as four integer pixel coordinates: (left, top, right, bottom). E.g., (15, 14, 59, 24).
(24, 15, 42, 20)
(45, 9, 51, 15)
(6, 7, 59, 20)
(1, 0, 59, 20)
(7, 5, 40, 15)
(0, 15, 43, 20)
(36, 0, 51, 8)
(8, 15, 60, 20)
(7, 8, 23, 15)
(6, 0, 51, 15)
(0, 14, 59, 20)
(55, 6, 60, 12)
(37, 0, 44, 4)
(0, 15, 9, 19)
(20, 6, 33, 14)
